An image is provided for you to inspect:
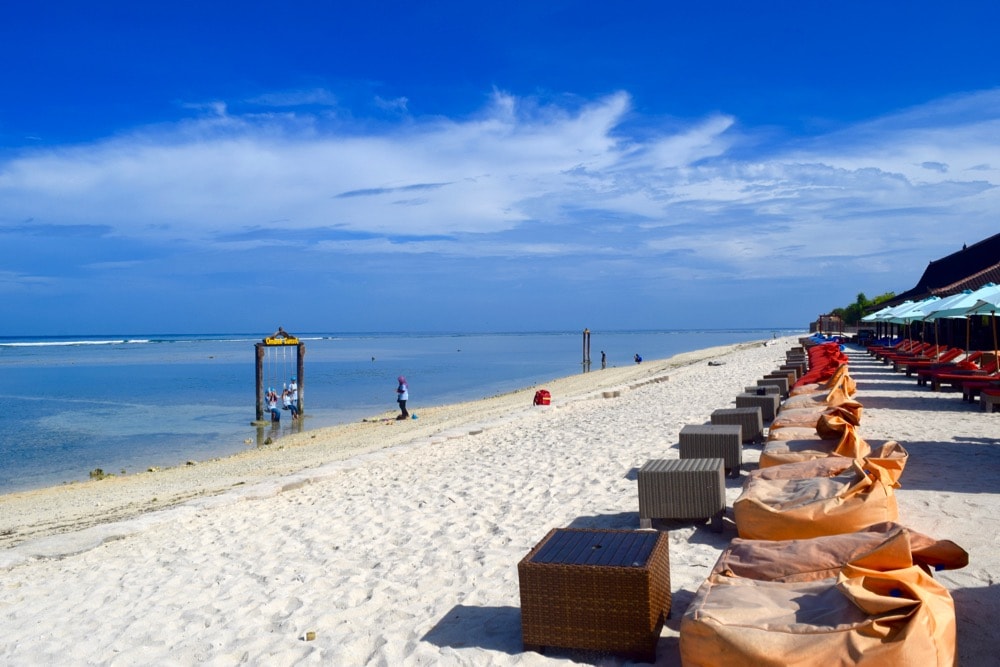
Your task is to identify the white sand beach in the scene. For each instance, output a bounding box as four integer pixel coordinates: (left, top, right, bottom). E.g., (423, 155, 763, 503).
(1, 337, 997, 666)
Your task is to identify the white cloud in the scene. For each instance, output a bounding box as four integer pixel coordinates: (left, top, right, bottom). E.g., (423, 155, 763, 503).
(1, 86, 998, 290)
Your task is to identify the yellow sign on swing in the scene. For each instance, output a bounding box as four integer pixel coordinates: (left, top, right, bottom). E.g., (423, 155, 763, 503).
(264, 337, 300, 345)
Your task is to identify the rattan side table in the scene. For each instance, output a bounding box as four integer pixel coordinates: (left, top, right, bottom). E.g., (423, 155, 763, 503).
(735, 392, 780, 422)
(679, 424, 743, 477)
(518, 528, 670, 662)
(637, 458, 726, 531)
(710, 407, 764, 443)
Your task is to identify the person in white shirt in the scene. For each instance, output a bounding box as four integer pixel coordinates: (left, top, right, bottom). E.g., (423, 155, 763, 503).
(396, 376, 409, 420)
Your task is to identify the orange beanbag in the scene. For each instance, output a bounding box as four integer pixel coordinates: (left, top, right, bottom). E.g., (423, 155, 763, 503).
(680, 523, 967, 666)
(733, 458, 897, 541)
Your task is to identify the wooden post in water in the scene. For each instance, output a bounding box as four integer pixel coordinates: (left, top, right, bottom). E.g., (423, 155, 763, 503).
(582, 328, 591, 370)
(296, 341, 305, 416)
(254, 343, 266, 423)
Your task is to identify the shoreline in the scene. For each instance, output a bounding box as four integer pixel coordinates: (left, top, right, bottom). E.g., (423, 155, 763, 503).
(0, 340, 761, 556)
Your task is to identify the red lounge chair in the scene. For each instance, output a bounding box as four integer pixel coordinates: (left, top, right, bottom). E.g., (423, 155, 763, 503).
(882, 342, 935, 365)
(982, 387, 1000, 413)
(915, 351, 985, 386)
(872, 339, 920, 361)
(896, 348, 963, 375)
(927, 362, 1000, 391)
(868, 338, 912, 359)
(961, 378, 1000, 402)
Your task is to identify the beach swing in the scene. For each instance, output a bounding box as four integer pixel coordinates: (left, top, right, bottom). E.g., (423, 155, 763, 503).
(253, 327, 305, 425)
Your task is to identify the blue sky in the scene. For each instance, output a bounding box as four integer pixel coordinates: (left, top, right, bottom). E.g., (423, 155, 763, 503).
(2, 1, 999, 335)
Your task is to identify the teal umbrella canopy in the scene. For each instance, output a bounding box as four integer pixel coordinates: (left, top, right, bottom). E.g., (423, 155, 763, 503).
(874, 300, 914, 323)
(963, 288, 1000, 316)
(925, 283, 1000, 320)
(861, 305, 894, 322)
(885, 296, 941, 324)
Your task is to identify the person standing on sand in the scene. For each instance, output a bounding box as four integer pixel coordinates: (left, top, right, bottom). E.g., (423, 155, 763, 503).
(396, 376, 409, 420)
(601, 350, 607, 369)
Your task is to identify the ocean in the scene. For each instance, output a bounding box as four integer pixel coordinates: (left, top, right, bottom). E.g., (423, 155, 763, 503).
(0, 329, 800, 494)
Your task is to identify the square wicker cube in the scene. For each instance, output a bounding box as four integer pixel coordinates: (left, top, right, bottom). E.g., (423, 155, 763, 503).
(518, 528, 671, 662)
(757, 377, 789, 396)
(744, 385, 780, 396)
(766, 370, 796, 386)
(780, 363, 805, 379)
(982, 390, 1000, 413)
(735, 392, 780, 422)
(711, 407, 764, 443)
(679, 424, 742, 477)
(637, 458, 725, 531)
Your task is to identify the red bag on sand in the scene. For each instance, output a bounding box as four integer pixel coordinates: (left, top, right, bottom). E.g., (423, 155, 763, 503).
(733, 458, 898, 541)
(680, 523, 967, 667)
(532, 389, 551, 406)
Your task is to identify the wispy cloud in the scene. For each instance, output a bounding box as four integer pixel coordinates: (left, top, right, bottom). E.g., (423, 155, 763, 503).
(334, 182, 451, 198)
(2, 86, 999, 322)
(246, 88, 339, 108)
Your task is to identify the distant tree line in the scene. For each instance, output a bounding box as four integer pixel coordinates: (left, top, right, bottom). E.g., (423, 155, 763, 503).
(830, 292, 896, 326)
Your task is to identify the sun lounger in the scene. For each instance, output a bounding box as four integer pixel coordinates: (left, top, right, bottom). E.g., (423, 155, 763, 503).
(981, 387, 1000, 412)
(961, 377, 1000, 402)
(894, 347, 962, 374)
(917, 357, 997, 388)
(881, 342, 935, 365)
(871, 338, 920, 361)
(928, 367, 1000, 392)
(912, 350, 983, 383)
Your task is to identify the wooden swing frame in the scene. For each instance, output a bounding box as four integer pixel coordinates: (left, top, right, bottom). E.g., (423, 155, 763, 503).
(254, 327, 305, 423)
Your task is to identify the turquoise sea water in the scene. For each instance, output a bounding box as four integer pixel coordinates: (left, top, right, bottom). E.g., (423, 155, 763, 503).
(0, 329, 800, 494)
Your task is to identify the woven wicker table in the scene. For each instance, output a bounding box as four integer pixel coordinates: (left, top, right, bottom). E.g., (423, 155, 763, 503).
(518, 528, 671, 662)
(735, 392, 780, 422)
(710, 407, 764, 443)
(757, 377, 790, 396)
(766, 370, 797, 388)
(744, 385, 780, 396)
(781, 362, 805, 379)
(637, 458, 726, 531)
(678, 424, 742, 477)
